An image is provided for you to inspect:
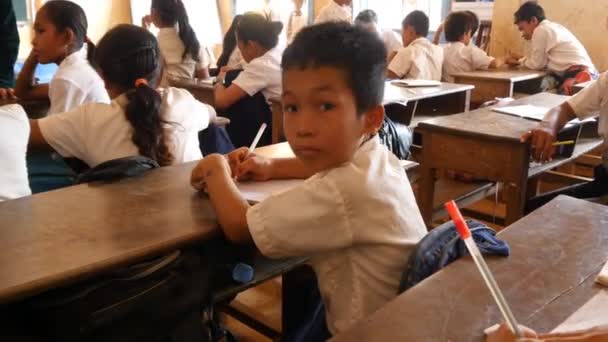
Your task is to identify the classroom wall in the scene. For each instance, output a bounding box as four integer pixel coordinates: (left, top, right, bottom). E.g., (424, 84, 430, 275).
(490, 0, 608, 72)
(17, 0, 132, 59)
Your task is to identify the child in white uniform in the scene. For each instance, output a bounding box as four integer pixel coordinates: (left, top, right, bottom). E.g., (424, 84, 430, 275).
(29, 25, 215, 168)
(191, 22, 427, 339)
(315, 0, 352, 24)
(15, 0, 109, 114)
(355, 9, 402, 62)
(144, 0, 213, 86)
(388, 11, 444, 80)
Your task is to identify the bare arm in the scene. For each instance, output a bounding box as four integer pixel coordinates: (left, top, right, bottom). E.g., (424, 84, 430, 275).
(228, 147, 315, 181)
(28, 119, 53, 152)
(15, 52, 49, 100)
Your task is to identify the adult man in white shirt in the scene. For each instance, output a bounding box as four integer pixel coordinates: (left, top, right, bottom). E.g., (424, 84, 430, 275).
(355, 9, 403, 62)
(522, 72, 608, 211)
(315, 0, 352, 24)
(506, 1, 597, 95)
(387, 10, 443, 81)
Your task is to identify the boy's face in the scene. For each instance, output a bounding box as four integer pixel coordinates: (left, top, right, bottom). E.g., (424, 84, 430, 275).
(401, 25, 417, 46)
(281, 66, 383, 173)
(516, 18, 539, 40)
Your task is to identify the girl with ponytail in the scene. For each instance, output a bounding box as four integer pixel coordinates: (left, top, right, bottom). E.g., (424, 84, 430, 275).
(28, 25, 217, 168)
(15, 0, 110, 115)
(214, 12, 284, 148)
(143, 0, 214, 85)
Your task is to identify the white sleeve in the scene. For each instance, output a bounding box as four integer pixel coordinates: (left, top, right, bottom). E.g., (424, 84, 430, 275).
(469, 45, 494, 70)
(231, 62, 271, 97)
(48, 78, 86, 114)
(388, 48, 413, 78)
(567, 73, 608, 120)
(246, 176, 352, 259)
(38, 104, 89, 159)
(521, 26, 550, 70)
(386, 31, 403, 54)
(196, 47, 216, 70)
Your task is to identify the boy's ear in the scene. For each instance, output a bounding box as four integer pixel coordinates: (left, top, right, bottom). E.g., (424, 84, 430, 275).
(363, 104, 385, 135)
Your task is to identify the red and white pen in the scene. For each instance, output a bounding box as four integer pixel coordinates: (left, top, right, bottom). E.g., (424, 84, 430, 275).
(445, 200, 522, 338)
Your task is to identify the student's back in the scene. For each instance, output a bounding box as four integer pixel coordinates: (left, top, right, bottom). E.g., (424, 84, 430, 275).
(30, 25, 215, 168)
(15, 0, 109, 114)
(0, 104, 31, 201)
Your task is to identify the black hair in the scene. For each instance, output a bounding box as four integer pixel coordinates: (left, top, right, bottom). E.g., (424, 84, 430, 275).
(235, 12, 283, 50)
(95, 24, 174, 166)
(355, 9, 378, 24)
(444, 11, 473, 42)
(402, 10, 429, 38)
(40, 0, 95, 66)
(282, 22, 387, 115)
(464, 10, 479, 37)
(217, 15, 242, 69)
(151, 0, 201, 62)
(514, 1, 545, 24)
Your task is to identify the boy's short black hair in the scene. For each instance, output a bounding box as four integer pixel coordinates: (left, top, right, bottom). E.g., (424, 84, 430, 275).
(444, 11, 473, 42)
(282, 22, 387, 115)
(514, 1, 545, 24)
(355, 9, 378, 24)
(402, 10, 429, 38)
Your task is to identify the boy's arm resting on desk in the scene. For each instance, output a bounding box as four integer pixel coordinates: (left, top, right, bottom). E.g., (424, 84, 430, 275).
(191, 154, 253, 244)
(213, 82, 248, 111)
(521, 102, 577, 162)
(229, 147, 314, 181)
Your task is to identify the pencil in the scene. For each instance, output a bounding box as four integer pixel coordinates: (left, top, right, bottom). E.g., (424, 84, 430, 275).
(249, 123, 268, 153)
(552, 140, 575, 146)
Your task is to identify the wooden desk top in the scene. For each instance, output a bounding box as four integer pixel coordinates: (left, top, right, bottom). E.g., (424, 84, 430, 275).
(418, 92, 568, 142)
(452, 68, 547, 83)
(0, 98, 50, 119)
(331, 196, 608, 342)
(384, 82, 474, 103)
(0, 161, 218, 304)
(254, 142, 419, 172)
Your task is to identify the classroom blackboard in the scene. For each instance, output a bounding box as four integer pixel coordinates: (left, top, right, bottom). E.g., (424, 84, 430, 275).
(12, 0, 28, 22)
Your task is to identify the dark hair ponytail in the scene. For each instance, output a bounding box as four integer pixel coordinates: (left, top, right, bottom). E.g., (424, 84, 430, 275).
(236, 12, 283, 50)
(40, 0, 95, 66)
(151, 0, 201, 63)
(95, 24, 174, 166)
(217, 15, 243, 69)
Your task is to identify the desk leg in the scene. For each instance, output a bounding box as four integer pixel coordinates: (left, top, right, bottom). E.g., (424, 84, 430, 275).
(504, 148, 530, 225)
(458, 89, 471, 112)
(419, 165, 436, 228)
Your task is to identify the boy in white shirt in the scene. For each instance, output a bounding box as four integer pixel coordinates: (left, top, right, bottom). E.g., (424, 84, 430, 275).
(506, 1, 597, 95)
(355, 9, 402, 62)
(388, 10, 443, 80)
(442, 11, 502, 83)
(191, 22, 427, 339)
(314, 0, 352, 24)
(0, 104, 31, 201)
(522, 72, 608, 211)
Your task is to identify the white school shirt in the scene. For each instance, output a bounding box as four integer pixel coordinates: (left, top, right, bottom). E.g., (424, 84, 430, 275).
(314, 1, 352, 24)
(232, 46, 283, 101)
(442, 41, 494, 83)
(48, 50, 110, 115)
(287, 10, 308, 44)
(0, 104, 31, 201)
(388, 37, 444, 81)
(381, 29, 403, 56)
(568, 72, 608, 164)
(38, 87, 215, 168)
(519, 20, 595, 74)
(157, 27, 214, 86)
(246, 137, 427, 335)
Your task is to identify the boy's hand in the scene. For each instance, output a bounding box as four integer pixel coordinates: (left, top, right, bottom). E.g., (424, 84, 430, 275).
(486, 323, 538, 342)
(505, 56, 521, 66)
(521, 122, 558, 163)
(0, 88, 16, 100)
(228, 147, 273, 182)
(190, 154, 232, 191)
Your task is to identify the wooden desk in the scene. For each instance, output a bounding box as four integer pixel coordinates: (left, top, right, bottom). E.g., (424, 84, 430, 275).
(0, 98, 50, 119)
(452, 68, 546, 105)
(0, 162, 219, 304)
(331, 196, 608, 342)
(417, 92, 603, 225)
(384, 82, 474, 126)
